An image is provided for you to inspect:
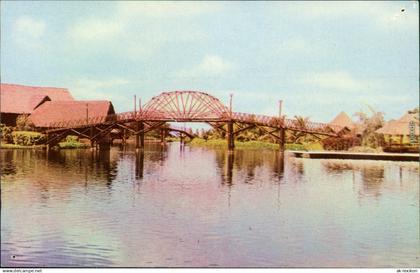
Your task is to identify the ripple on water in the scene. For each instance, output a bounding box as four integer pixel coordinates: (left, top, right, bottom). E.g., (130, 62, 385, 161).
(1, 145, 419, 267)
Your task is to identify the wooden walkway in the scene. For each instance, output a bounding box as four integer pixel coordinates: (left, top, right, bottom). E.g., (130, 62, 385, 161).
(290, 151, 419, 162)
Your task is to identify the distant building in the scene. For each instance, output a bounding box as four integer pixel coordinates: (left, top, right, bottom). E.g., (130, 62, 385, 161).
(376, 112, 419, 144)
(29, 100, 115, 128)
(329, 111, 360, 135)
(0, 83, 74, 126)
(329, 111, 355, 129)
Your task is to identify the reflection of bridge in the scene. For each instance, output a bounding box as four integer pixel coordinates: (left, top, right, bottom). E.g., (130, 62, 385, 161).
(43, 91, 344, 151)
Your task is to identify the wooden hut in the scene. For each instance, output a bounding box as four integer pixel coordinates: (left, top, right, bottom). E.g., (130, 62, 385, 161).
(29, 100, 115, 128)
(322, 112, 361, 150)
(329, 111, 355, 130)
(376, 112, 419, 152)
(0, 83, 74, 126)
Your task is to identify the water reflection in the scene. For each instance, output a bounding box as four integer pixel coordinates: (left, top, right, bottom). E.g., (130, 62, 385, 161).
(360, 166, 385, 198)
(135, 150, 144, 179)
(1, 144, 419, 267)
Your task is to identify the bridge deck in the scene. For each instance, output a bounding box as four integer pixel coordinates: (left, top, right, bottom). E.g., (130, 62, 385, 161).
(45, 111, 342, 137)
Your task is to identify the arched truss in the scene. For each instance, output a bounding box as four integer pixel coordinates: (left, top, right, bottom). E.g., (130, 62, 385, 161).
(142, 91, 229, 121)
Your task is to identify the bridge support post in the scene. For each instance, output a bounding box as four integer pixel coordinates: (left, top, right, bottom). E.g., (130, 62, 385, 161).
(136, 122, 145, 150)
(140, 122, 145, 148)
(227, 121, 235, 151)
(135, 134, 139, 149)
(160, 129, 166, 145)
(180, 133, 184, 147)
(90, 139, 96, 151)
(278, 128, 285, 153)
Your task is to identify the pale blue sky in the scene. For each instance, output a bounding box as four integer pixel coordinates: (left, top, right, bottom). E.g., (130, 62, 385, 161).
(1, 1, 418, 123)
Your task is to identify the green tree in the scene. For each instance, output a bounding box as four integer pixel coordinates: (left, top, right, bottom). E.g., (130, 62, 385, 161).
(354, 105, 385, 148)
(16, 114, 35, 131)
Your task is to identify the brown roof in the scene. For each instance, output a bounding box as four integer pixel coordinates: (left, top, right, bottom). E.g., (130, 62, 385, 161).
(29, 100, 115, 128)
(329, 111, 355, 128)
(1, 83, 74, 114)
(376, 112, 419, 136)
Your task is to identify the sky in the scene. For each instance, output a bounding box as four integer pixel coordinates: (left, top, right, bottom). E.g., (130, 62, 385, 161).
(1, 1, 418, 124)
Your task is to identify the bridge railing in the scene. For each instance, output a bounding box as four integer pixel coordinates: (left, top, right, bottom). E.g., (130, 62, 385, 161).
(47, 111, 139, 129)
(46, 110, 343, 136)
(231, 112, 343, 135)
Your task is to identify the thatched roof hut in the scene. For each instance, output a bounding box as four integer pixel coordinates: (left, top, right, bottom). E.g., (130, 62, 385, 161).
(0, 83, 73, 114)
(329, 111, 355, 129)
(1, 83, 74, 126)
(29, 100, 115, 128)
(329, 111, 361, 135)
(376, 113, 419, 136)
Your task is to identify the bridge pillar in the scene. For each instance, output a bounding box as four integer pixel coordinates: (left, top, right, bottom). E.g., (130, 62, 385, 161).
(278, 128, 285, 153)
(90, 139, 96, 151)
(160, 129, 166, 145)
(227, 121, 235, 151)
(140, 122, 145, 148)
(136, 122, 145, 150)
(180, 133, 184, 147)
(98, 133, 111, 151)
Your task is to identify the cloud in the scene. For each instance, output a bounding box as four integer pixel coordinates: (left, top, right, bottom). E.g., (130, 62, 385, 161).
(69, 18, 123, 42)
(275, 2, 419, 29)
(68, 78, 132, 109)
(117, 1, 221, 18)
(15, 16, 45, 38)
(275, 37, 312, 55)
(65, 2, 218, 59)
(14, 16, 46, 48)
(178, 55, 235, 78)
(302, 71, 364, 91)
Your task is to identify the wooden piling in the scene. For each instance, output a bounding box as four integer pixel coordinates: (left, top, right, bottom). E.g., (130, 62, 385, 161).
(278, 128, 285, 153)
(227, 121, 235, 151)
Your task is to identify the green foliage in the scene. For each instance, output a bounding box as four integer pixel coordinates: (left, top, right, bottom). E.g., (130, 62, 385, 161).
(0, 124, 13, 143)
(0, 143, 44, 149)
(304, 142, 324, 151)
(58, 135, 88, 149)
(190, 139, 279, 150)
(285, 143, 306, 151)
(15, 114, 35, 131)
(11, 131, 46, 146)
(190, 138, 314, 151)
(354, 106, 385, 148)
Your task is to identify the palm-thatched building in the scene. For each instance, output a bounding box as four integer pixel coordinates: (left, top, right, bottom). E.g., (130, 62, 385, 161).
(29, 100, 115, 128)
(376, 112, 419, 147)
(0, 83, 74, 126)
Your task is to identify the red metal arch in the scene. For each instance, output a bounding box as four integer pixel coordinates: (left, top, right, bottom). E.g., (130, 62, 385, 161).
(142, 91, 229, 121)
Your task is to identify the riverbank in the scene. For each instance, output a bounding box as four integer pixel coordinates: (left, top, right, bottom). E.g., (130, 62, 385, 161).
(0, 143, 46, 149)
(188, 138, 322, 150)
(290, 150, 419, 162)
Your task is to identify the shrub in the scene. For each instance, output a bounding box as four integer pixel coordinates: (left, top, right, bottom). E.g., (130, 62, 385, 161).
(58, 135, 88, 149)
(11, 131, 46, 146)
(15, 115, 35, 131)
(303, 142, 324, 151)
(285, 143, 306, 151)
(0, 124, 13, 143)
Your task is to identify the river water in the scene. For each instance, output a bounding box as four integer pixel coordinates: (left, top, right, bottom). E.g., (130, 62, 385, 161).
(1, 143, 419, 267)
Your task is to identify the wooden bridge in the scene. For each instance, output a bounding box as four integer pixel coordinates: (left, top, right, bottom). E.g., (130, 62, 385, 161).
(43, 91, 345, 151)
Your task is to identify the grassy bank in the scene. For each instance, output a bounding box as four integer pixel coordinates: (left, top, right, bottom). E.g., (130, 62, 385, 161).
(58, 135, 89, 149)
(189, 138, 324, 151)
(0, 143, 45, 149)
(58, 142, 89, 149)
